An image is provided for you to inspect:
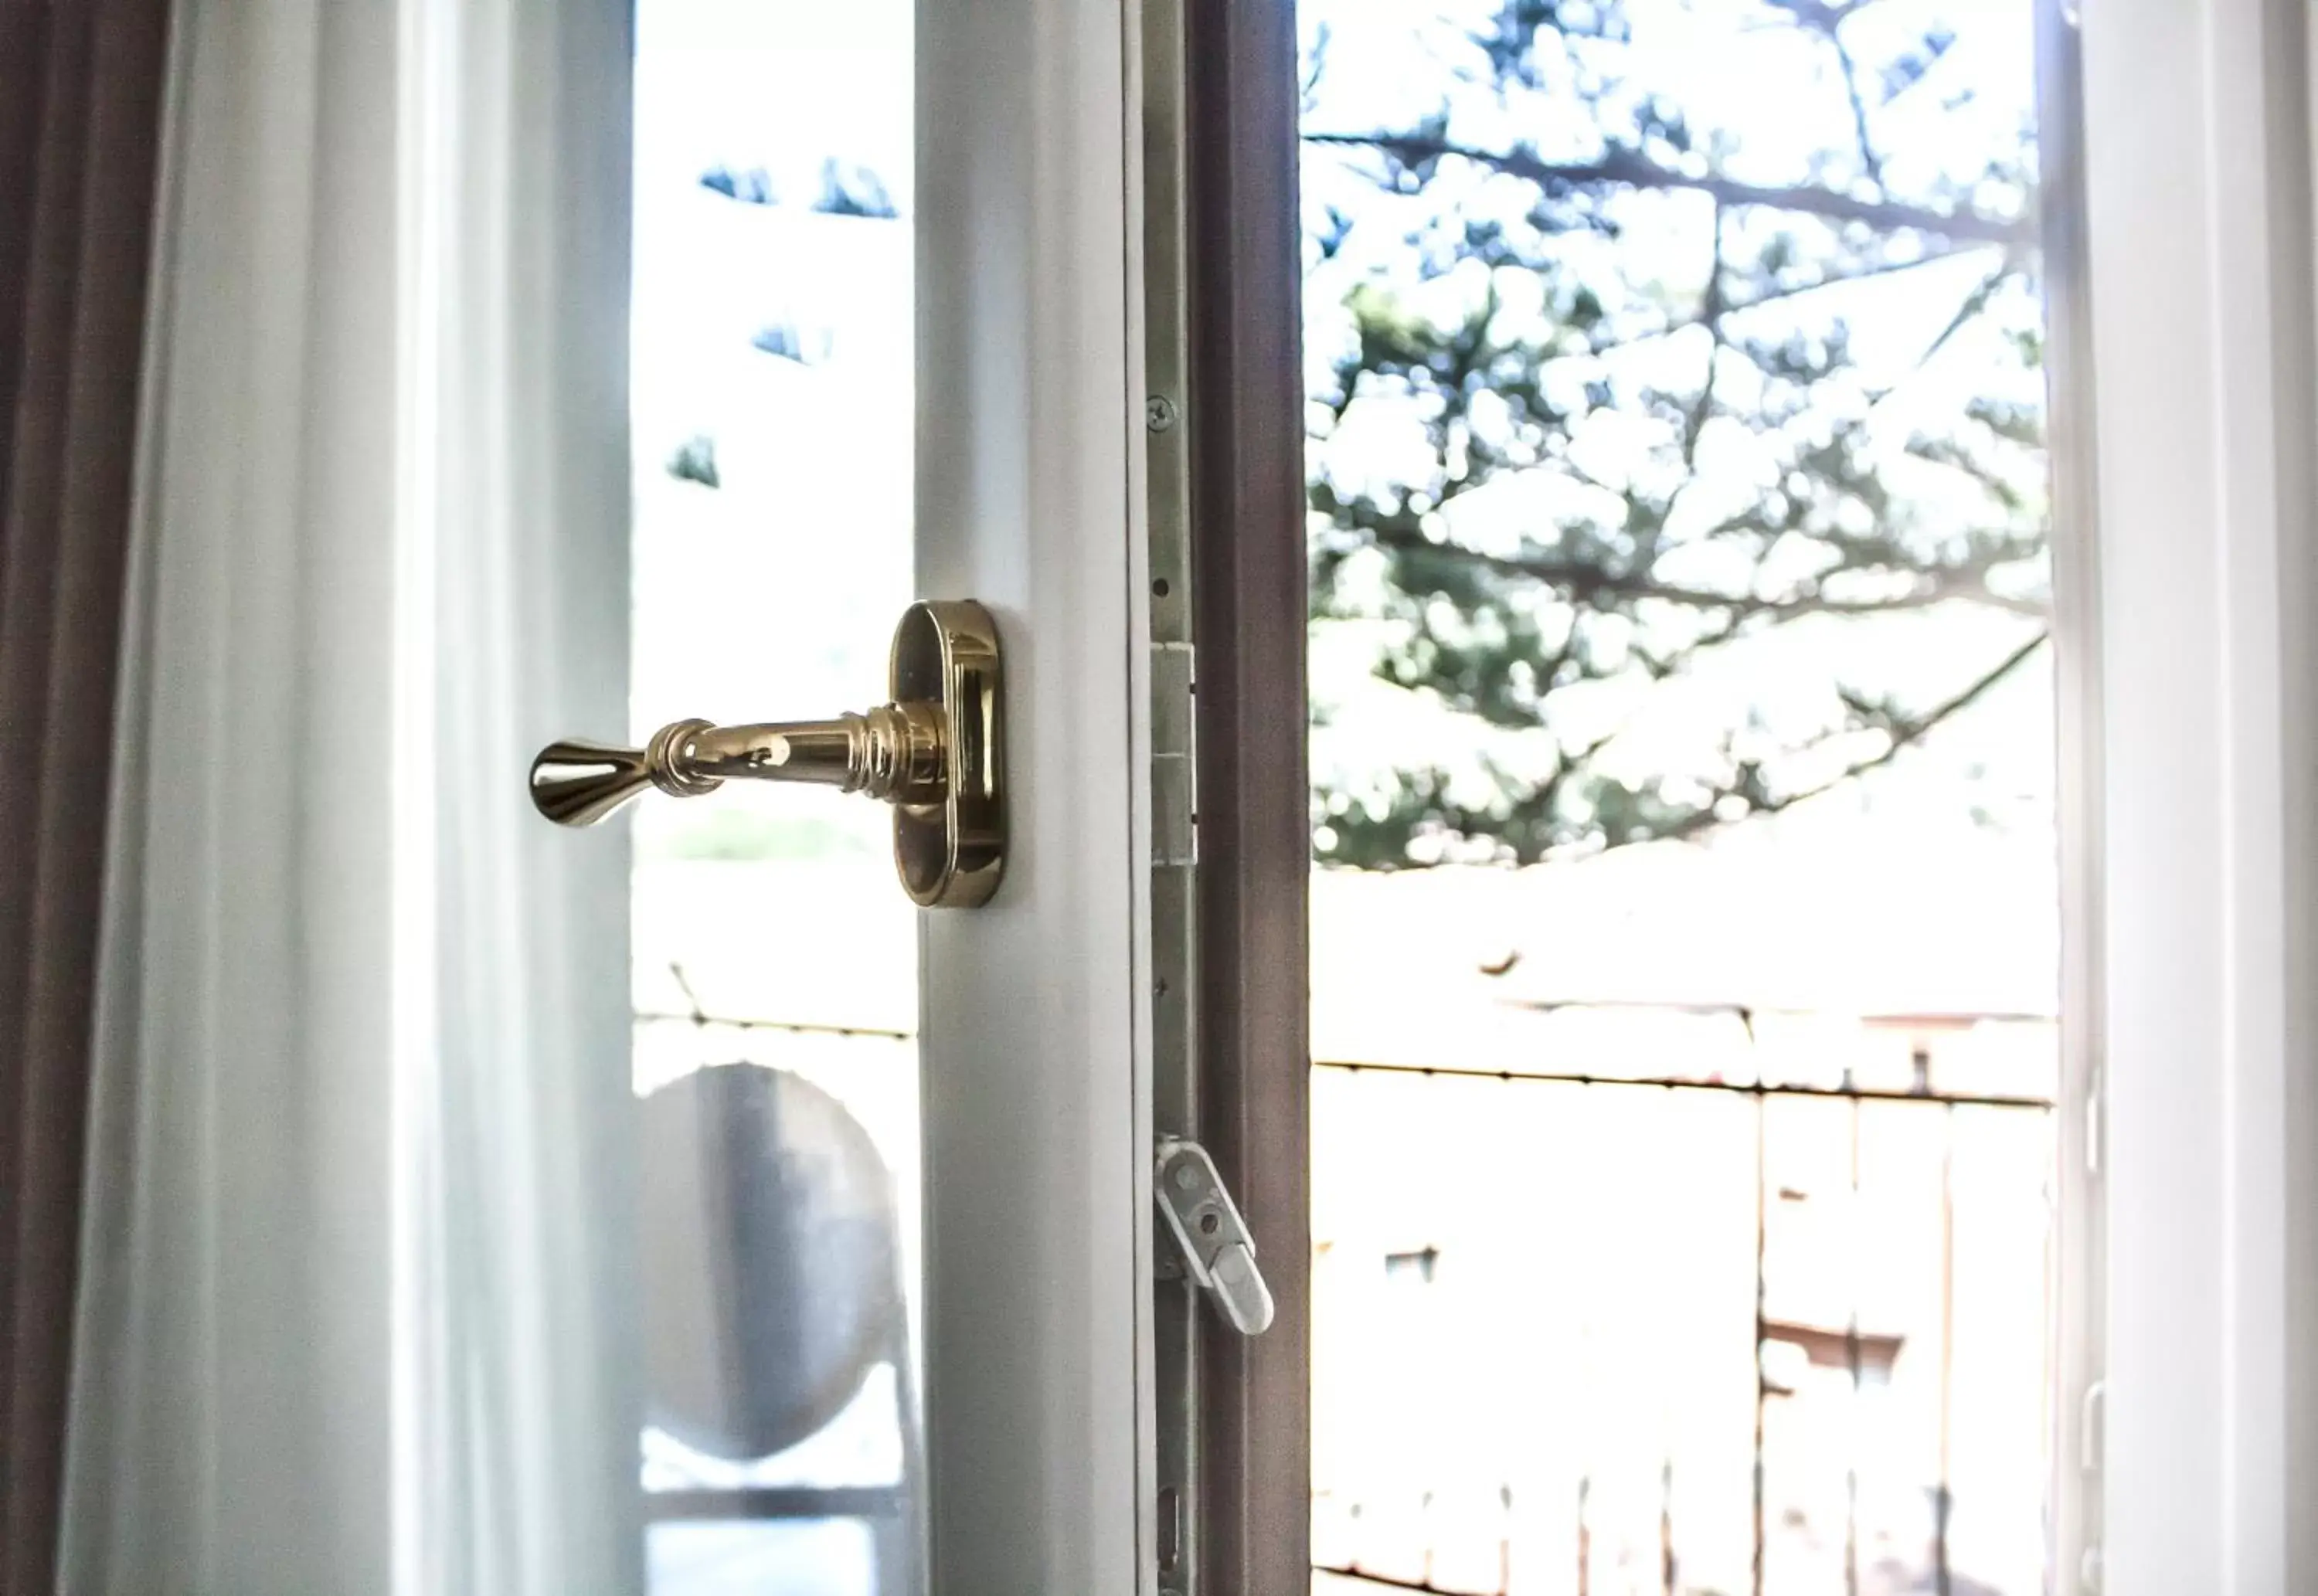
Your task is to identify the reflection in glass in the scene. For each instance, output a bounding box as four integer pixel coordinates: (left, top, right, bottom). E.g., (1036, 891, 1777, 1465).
(630, 5, 919, 1593)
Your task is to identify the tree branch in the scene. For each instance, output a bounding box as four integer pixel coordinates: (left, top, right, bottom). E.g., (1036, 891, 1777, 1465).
(1652, 627, 2049, 842)
(1582, 245, 1991, 361)
(1864, 258, 2016, 409)
(1767, 0, 1888, 185)
(1302, 131, 2032, 245)
(1369, 524, 2046, 620)
(1830, 33, 1886, 186)
(1659, 202, 1729, 540)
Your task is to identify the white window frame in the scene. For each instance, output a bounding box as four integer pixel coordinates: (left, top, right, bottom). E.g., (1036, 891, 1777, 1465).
(2078, 0, 2318, 1589)
(907, 1, 2318, 1590)
(915, 1, 1154, 1591)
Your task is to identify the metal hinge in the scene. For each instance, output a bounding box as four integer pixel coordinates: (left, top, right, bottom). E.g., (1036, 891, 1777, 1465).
(1155, 1137, 1276, 1336)
(2084, 1067, 2103, 1178)
(1152, 640, 1196, 866)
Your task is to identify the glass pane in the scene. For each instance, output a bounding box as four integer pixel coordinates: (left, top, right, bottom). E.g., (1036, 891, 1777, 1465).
(630, 5, 920, 1594)
(1302, 1, 2064, 1591)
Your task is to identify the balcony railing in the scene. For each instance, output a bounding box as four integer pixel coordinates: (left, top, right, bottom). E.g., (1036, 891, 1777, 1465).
(1310, 1027, 2057, 1596)
(630, 998, 2058, 1596)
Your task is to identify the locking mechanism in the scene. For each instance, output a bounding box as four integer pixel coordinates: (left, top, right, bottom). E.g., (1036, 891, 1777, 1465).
(529, 599, 1005, 908)
(1154, 1138, 1275, 1337)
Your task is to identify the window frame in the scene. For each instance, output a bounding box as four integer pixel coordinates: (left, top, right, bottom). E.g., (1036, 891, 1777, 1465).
(1180, 2, 1313, 1592)
(914, 1, 1147, 1589)
(2075, 0, 2318, 1587)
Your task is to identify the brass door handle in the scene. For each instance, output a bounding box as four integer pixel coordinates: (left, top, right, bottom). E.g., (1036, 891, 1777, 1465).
(530, 599, 1005, 908)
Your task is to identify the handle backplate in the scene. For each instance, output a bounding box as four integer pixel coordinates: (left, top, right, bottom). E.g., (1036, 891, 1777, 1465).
(528, 599, 1005, 909)
(889, 599, 1004, 908)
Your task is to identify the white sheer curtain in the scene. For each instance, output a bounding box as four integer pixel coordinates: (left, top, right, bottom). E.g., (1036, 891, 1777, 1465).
(58, 5, 640, 1594)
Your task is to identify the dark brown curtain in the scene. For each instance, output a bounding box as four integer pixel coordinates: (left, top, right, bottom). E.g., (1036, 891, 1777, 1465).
(0, 4, 172, 1590)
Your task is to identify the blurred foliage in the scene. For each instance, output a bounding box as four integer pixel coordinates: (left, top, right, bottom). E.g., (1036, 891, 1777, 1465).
(1305, 0, 2052, 868)
(811, 158, 900, 219)
(665, 433, 722, 488)
(699, 164, 776, 205)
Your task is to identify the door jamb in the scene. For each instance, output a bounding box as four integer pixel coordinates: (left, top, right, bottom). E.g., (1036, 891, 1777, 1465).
(1184, 2, 1312, 1591)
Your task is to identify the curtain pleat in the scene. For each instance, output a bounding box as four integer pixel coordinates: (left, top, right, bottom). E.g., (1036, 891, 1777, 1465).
(53, 5, 641, 1594)
(0, 8, 172, 1595)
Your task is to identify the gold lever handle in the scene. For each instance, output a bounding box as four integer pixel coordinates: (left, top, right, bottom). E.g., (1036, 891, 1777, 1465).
(529, 600, 1005, 908)
(529, 704, 947, 827)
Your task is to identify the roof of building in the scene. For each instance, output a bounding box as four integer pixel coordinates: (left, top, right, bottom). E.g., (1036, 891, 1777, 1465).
(1310, 816, 2061, 1068)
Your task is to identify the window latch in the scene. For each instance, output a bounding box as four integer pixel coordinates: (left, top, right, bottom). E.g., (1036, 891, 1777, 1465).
(1154, 1137, 1275, 1336)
